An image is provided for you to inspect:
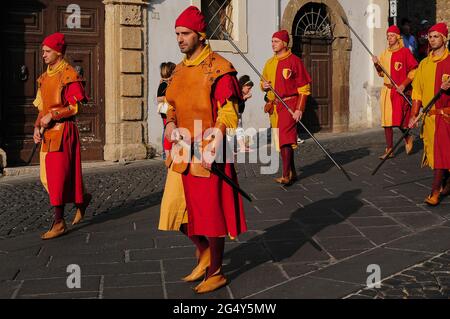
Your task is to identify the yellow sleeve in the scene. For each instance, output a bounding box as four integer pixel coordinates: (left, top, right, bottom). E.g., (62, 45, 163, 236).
(412, 63, 423, 102)
(298, 84, 311, 96)
(260, 63, 269, 92)
(165, 99, 176, 125)
(33, 88, 43, 111)
(261, 58, 277, 101)
(216, 99, 239, 129)
(407, 68, 416, 80)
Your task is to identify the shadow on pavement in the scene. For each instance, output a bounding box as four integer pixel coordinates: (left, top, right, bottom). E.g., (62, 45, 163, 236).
(294, 147, 371, 181)
(223, 189, 363, 281)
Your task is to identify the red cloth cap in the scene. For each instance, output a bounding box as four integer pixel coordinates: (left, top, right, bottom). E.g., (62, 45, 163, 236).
(175, 6, 206, 33)
(42, 32, 66, 53)
(387, 25, 401, 35)
(429, 22, 448, 38)
(272, 30, 289, 43)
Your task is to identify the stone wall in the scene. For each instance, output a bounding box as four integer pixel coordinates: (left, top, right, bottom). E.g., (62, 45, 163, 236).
(436, 0, 450, 25)
(103, 0, 150, 161)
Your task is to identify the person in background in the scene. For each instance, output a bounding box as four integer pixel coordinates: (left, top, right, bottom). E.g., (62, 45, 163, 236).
(401, 18, 418, 58)
(417, 19, 431, 61)
(157, 62, 176, 160)
(236, 75, 254, 153)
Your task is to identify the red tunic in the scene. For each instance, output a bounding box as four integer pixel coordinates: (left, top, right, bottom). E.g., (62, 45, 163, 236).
(45, 81, 87, 206)
(182, 74, 247, 238)
(433, 55, 450, 169)
(274, 53, 311, 147)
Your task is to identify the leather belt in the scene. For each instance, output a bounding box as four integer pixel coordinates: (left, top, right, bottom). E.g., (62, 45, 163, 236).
(274, 95, 297, 104)
(428, 107, 450, 116)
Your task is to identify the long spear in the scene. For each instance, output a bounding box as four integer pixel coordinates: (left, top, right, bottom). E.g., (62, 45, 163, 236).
(221, 31, 352, 182)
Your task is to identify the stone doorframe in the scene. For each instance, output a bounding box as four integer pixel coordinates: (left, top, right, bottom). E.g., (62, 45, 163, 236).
(103, 0, 149, 161)
(282, 0, 352, 132)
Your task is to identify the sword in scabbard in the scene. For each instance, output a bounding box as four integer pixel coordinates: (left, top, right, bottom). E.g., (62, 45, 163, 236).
(26, 127, 44, 165)
(174, 137, 253, 202)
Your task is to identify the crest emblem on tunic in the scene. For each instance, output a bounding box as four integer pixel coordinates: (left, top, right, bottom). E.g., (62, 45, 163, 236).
(282, 68, 292, 79)
(394, 62, 403, 71)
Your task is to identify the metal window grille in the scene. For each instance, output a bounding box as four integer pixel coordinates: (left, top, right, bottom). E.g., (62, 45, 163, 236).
(294, 3, 333, 39)
(201, 0, 234, 40)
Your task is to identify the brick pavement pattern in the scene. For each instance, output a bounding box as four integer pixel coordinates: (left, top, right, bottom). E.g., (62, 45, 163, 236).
(0, 129, 449, 299)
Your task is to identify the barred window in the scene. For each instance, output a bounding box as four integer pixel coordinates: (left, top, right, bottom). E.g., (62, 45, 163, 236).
(201, 0, 234, 40)
(193, 0, 247, 53)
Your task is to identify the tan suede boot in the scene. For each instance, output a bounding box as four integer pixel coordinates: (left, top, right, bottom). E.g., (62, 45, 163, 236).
(424, 191, 441, 206)
(72, 193, 92, 225)
(275, 176, 292, 185)
(193, 268, 227, 294)
(405, 135, 414, 155)
(379, 148, 395, 160)
(182, 248, 211, 282)
(41, 220, 67, 240)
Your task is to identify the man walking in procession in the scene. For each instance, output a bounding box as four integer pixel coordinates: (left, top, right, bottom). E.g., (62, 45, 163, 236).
(261, 30, 311, 185)
(373, 25, 418, 160)
(33, 32, 91, 239)
(409, 22, 450, 206)
(160, 6, 247, 294)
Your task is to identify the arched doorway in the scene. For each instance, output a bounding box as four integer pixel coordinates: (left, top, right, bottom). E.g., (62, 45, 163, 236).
(282, 0, 351, 133)
(292, 3, 333, 132)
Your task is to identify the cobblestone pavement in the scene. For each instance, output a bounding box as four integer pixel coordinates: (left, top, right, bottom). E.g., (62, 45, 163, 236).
(347, 250, 450, 299)
(0, 161, 166, 237)
(0, 128, 449, 299)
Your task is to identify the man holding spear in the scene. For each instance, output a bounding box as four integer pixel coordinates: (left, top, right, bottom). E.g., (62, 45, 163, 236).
(373, 25, 418, 160)
(409, 22, 450, 206)
(261, 30, 312, 185)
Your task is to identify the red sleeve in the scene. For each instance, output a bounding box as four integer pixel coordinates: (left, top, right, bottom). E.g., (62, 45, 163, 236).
(63, 81, 88, 105)
(295, 57, 312, 88)
(213, 74, 242, 107)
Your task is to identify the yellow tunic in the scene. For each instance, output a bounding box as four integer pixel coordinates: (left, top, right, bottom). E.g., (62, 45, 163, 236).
(412, 49, 450, 168)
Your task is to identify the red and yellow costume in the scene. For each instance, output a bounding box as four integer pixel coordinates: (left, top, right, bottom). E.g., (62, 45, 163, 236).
(164, 45, 247, 237)
(261, 30, 311, 183)
(375, 25, 418, 158)
(34, 60, 86, 205)
(411, 22, 450, 205)
(377, 27, 418, 127)
(159, 6, 246, 293)
(33, 33, 89, 239)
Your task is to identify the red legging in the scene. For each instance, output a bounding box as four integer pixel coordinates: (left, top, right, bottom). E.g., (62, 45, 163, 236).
(432, 169, 446, 193)
(180, 224, 225, 277)
(384, 127, 409, 149)
(281, 146, 294, 177)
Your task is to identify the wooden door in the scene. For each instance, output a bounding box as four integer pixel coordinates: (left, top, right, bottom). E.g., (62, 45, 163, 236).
(293, 37, 333, 132)
(0, 0, 105, 165)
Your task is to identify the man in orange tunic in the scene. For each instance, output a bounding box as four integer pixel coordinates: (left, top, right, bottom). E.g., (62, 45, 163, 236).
(373, 25, 418, 160)
(261, 30, 311, 185)
(163, 6, 247, 293)
(33, 33, 91, 239)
